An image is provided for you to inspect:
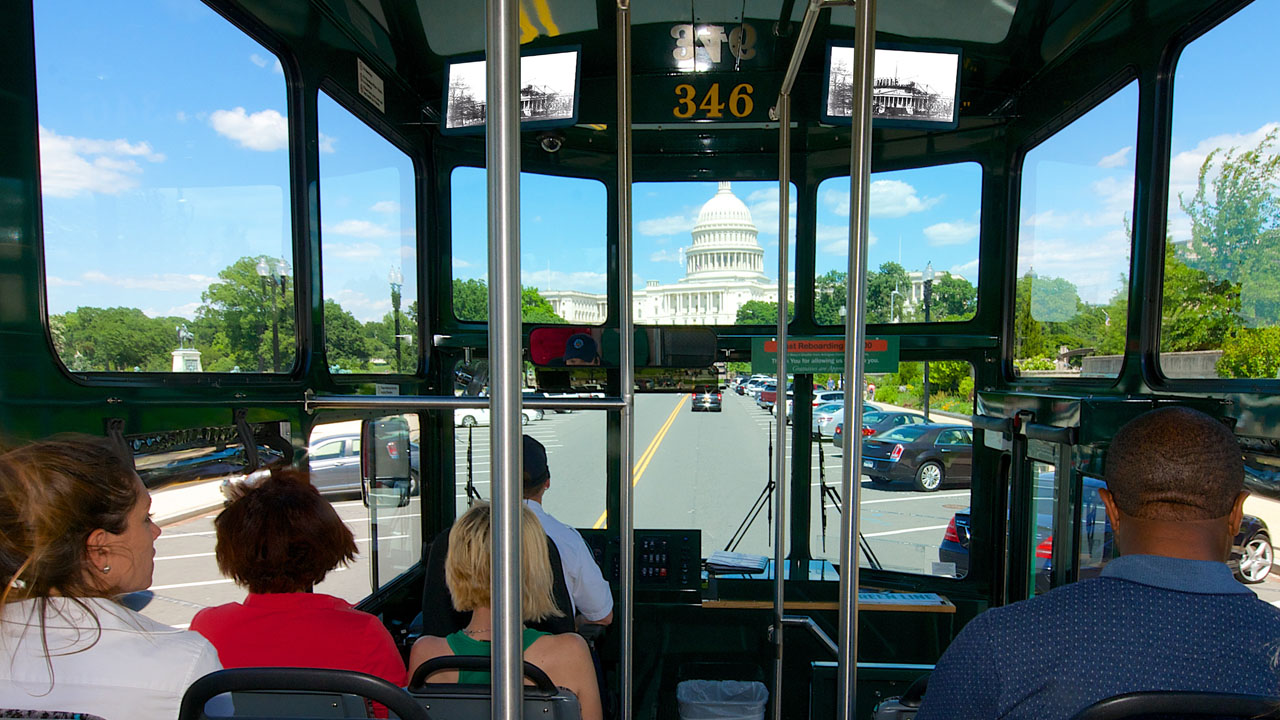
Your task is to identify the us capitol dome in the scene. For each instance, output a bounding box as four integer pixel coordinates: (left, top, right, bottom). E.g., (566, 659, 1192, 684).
(542, 182, 791, 325)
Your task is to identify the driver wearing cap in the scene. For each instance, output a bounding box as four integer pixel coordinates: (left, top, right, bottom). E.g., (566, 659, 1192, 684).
(523, 435, 613, 627)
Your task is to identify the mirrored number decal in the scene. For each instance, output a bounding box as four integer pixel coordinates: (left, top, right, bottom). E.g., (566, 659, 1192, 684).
(672, 83, 755, 120)
(671, 25, 695, 62)
(728, 25, 757, 61)
(673, 84, 697, 119)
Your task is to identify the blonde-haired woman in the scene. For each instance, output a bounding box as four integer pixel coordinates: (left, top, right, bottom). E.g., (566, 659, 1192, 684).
(409, 503, 602, 720)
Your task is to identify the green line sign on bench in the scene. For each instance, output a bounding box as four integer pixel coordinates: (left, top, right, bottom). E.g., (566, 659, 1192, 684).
(750, 336, 899, 374)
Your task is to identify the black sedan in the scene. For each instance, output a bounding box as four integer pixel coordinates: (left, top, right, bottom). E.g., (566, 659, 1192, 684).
(861, 423, 973, 492)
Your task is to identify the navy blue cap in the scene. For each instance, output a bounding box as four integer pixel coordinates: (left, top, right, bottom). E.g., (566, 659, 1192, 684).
(523, 435, 550, 488)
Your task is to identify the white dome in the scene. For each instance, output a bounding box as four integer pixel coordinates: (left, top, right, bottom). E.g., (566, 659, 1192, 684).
(694, 181, 755, 231)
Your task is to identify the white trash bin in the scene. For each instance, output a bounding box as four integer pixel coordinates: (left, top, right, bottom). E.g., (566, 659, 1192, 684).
(676, 680, 768, 720)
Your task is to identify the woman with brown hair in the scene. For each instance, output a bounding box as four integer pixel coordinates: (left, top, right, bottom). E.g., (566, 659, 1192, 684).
(189, 467, 406, 686)
(409, 502, 602, 720)
(0, 436, 222, 719)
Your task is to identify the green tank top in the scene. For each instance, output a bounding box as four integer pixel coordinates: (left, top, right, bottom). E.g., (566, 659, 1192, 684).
(443, 627, 549, 685)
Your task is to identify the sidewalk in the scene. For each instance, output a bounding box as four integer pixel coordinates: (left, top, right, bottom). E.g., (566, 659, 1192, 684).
(150, 478, 226, 527)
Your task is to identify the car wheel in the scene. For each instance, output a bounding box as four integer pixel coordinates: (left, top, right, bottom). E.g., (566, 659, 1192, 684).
(1236, 533, 1273, 584)
(461, 415, 477, 427)
(520, 414, 530, 426)
(410, 470, 420, 497)
(913, 461, 944, 492)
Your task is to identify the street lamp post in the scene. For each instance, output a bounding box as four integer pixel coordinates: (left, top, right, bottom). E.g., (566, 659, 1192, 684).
(838, 305, 847, 390)
(389, 266, 403, 373)
(921, 261, 934, 420)
(276, 256, 290, 371)
(255, 258, 275, 372)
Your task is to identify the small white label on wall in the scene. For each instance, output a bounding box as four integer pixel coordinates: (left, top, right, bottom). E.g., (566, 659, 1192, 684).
(357, 57, 385, 113)
(375, 383, 399, 396)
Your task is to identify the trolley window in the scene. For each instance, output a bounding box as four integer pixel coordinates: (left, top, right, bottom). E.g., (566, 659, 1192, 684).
(36, 0, 295, 374)
(1160, 1, 1280, 380)
(317, 91, 419, 375)
(814, 163, 980, 325)
(1015, 82, 1137, 379)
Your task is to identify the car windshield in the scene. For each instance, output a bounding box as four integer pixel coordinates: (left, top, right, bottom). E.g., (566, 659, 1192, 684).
(864, 411, 886, 423)
(877, 425, 931, 443)
(694, 385, 715, 394)
(816, 403, 842, 413)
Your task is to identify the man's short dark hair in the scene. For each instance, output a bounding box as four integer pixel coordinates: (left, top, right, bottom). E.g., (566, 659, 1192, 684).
(215, 467, 357, 593)
(523, 435, 550, 494)
(1104, 407, 1243, 521)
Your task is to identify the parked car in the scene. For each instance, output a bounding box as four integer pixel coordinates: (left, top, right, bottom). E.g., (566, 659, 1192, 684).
(860, 423, 974, 491)
(812, 390, 845, 408)
(454, 407, 542, 427)
(812, 402, 845, 437)
(756, 381, 778, 409)
(304, 431, 420, 498)
(690, 384, 723, 412)
(940, 474, 1274, 586)
(830, 409, 920, 447)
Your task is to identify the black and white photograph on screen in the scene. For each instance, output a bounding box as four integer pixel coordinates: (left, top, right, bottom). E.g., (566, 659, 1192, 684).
(446, 51, 577, 130)
(826, 46, 959, 125)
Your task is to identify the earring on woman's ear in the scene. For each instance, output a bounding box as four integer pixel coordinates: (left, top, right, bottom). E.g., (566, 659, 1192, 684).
(100, 565, 111, 574)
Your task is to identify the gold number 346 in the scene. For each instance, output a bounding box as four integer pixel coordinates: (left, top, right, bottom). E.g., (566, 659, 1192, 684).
(673, 83, 754, 120)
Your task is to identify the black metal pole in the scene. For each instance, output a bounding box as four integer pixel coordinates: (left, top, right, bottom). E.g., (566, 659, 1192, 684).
(393, 288, 402, 372)
(257, 275, 268, 372)
(271, 276, 281, 372)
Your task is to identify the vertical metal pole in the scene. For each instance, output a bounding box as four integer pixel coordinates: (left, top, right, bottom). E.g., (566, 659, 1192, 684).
(772, 92, 791, 720)
(616, 3, 637, 720)
(486, 0, 523, 715)
(837, 2, 875, 720)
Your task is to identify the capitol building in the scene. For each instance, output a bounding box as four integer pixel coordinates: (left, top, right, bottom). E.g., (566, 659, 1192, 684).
(542, 182, 792, 324)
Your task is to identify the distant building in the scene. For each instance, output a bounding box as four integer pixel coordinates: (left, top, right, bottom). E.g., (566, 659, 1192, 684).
(542, 182, 793, 324)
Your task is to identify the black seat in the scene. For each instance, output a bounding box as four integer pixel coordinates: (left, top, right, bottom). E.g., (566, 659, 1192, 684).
(177, 668, 431, 720)
(420, 528, 576, 636)
(408, 656, 581, 720)
(2, 711, 107, 720)
(1069, 691, 1280, 720)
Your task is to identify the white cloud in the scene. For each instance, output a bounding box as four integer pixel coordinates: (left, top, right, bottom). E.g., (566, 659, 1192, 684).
(949, 258, 979, 280)
(164, 302, 203, 320)
(821, 181, 941, 218)
(80, 270, 217, 292)
(453, 257, 474, 269)
(649, 249, 682, 263)
(209, 107, 288, 151)
(371, 201, 400, 214)
(1025, 209, 1069, 229)
(38, 126, 165, 198)
(325, 219, 394, 238)
(1097, 146, 1132, 168)
(923, 220, 979, 246)
(318, 133, 336, 154)
(176, 111, 188, 123)
(46, 275, 81, 287)
(249, 53, 284, 74)
(524, 268, 608, 293)
(636, 213, 697, 237)
(331, 288, 390, 323)
(324, 242, 383, 260)
(1016, 230, 1130, 304)
(819, 226, 877, 256)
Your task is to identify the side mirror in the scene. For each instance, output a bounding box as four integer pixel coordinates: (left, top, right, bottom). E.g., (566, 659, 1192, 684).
(361, 415, 412, 509)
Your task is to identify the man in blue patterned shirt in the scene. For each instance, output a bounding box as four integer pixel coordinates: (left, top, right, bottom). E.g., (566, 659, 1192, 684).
(917, 406, 1280, 719)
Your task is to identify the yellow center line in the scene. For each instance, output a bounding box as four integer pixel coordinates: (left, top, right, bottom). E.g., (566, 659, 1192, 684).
(592, 395, 687, 529)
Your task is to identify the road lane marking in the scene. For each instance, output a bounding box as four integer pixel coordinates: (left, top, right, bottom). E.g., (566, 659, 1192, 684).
(158, 530, 217, 539)
(592, 394, 685, 529)
(150, 578, 235, 591)
(863, 524, 949, 538)
(156, 552, 215, 561)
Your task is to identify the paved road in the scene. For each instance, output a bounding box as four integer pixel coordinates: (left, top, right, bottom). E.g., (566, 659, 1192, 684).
(141, 391, 1280, 629)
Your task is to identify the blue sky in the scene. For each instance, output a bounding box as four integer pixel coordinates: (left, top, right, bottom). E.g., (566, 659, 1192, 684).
(33, 0, 1280, 322)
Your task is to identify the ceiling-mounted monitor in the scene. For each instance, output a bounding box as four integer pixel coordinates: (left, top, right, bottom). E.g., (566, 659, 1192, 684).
(822, 42, 962, 129)
(442, 46, 581, 134)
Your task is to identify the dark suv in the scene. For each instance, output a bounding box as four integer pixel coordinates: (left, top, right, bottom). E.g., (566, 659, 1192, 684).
(691, 385, 722, 412)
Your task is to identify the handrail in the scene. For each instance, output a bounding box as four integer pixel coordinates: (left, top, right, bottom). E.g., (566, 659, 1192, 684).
(304, 394, 626, 413)
(616, 4, 637, 720)
(781, 615, 839, 657)
(970, 412, 1080, 445)
(485, 0, 524, 713)
(837, 3, 876, 720)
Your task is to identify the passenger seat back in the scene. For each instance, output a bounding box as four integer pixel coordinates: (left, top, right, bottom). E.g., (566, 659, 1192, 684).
(408, 656, 582, 720)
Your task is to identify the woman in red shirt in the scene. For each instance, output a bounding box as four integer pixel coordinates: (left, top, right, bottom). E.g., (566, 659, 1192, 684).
(190, 468, 406, 688)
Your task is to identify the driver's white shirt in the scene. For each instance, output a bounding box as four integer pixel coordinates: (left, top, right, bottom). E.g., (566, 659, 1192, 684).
(0, 597, 223, 720)
(525, 498, 614, 622)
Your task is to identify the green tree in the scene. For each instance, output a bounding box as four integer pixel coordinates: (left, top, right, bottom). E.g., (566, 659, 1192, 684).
(735, 300, 794, 325)
(1029, 275, 1080, 322)
(866, 262, 909, 323)
(1161, 243, 1242, 352)
(1014, 272, 1048, 359)
(324, 300, 371, 371)
(1217, 327, 1280, 378)
(363, 308, 416, 372)
(930, 273, 977, 320)
(814, 270, 847, 325)
(1181, 130, 1280, 326)
(57, 307, 180, 371)
(195, 256, 296, 372)
(451, 278, 567, 323)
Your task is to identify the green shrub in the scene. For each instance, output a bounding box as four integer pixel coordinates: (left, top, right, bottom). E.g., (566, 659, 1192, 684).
(1217, 327, 1280, 378)
(1014, 356, 1055, 371)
